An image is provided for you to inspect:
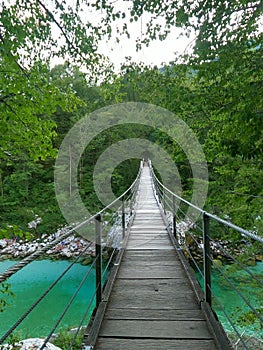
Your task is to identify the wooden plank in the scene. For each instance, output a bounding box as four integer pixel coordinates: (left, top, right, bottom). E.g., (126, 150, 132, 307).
(134, 210, 163, 213)
(108, 290, 199, 309)
(99, 320, 214, 339)
(108, 277, 199, 310)
(104, 308, 205, 321)
(86, 166, 224, 350)
(113, 278, 194, 291)
(128, 235, 170, 240)
(121, 254, 183, 266)
(117, 266, 187, 279)
(122, 249, 178, 259)
(128, 234, 170, 240)
(128, 239, 170, 244)
(133, 218, 164, 223)
(130, 225, 166, 230)
(95, 338, 217, 350)
(122, 255, 179, 261)
(85, 301, 107, 346)
(126, 242, 174, 250)
(127, 239, 171, 247)
(120, 260, 182, 267)
(129, 230, 168, 235)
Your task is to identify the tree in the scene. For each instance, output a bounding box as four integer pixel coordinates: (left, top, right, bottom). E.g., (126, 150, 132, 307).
(0, 0, 112, 162)
(92, 0, 262, 61)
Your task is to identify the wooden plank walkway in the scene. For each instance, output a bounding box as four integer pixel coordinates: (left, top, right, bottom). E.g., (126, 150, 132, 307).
(88, 165, 223, 350)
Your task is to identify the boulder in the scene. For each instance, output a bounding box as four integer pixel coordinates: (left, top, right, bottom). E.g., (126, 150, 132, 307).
(60, 248, 72, 258)
(20, 338, 61, 350)
(0, 239, 7, 248)
(1, 338, 62, 350)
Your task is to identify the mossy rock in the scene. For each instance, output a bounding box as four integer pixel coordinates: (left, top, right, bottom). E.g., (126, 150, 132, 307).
(246, 258, 256, 266)
(212, 259, 223, 268)
(81, 257, 93, 265)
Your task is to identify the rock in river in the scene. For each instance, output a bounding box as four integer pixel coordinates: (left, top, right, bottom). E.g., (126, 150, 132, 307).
(1, 338, 62, 350)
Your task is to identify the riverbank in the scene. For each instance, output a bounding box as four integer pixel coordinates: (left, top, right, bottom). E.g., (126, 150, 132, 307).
(0, 228, 95, 260)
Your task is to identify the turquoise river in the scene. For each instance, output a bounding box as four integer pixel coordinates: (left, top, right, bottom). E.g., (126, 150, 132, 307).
(0, 259, 96, 339)
(0, 259, 262, 341)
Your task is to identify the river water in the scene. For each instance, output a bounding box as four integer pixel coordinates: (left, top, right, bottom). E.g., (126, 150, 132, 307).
(0, 259, 96, 339)
(197, 262, 263, 339)
(0, 259, 262, 341)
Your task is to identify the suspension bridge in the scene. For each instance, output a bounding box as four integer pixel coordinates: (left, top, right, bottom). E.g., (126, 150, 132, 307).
(0, 160, 262, 350)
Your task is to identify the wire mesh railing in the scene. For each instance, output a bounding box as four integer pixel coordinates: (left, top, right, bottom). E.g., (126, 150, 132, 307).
(150, 163, 263, 350)
(0, 161, 143, 349)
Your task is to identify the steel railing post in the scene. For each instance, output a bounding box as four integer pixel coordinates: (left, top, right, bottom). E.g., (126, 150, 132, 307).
(95, 214, 102, 310)
(122, 197, 125, 239)
(173, 196, 177, 239)
(203, 213, 212, 306)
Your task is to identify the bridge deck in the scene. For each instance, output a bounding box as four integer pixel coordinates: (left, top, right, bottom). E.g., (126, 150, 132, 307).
(88, 166, 219, 349)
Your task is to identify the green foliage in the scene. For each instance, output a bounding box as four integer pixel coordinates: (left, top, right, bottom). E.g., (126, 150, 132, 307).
(0, 0, 262, 340)
(0, 283, 14, 313)
(93, 0, 262, 62)
(0, 224, 31, 240)
(0, 0, 262, 248)
(52, 329, 84, 350)
(0, 60, 81, 161)
(236, 308, 263, 330)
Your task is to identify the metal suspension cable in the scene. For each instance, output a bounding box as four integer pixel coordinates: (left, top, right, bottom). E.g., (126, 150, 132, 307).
(149, 161, 262, 349)
(150, 165, 263, 244)
(67, 248, 118, 350)
(0, 226, 89, 283)
(207, 287, 250, 350)
(183, 244, 203, 277)
(207, 254, 263, 324)
(207, 236, 263, 287)
(40, 256, 99, 350)
(0, 162, 142, 346)
(39, 165, 143, 349)
(0, 165, 143, 283)
(67, 288, 97, 350)
(0, 241, 93, 344)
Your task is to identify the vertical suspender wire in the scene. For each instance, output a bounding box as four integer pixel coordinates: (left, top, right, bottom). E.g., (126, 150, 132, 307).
(0, 242, 93, 345)
(40, 256, 99, 350)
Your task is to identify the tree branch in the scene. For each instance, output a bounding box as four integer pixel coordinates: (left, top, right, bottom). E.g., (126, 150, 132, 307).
(0, 33, 30, 78)
(0, 93, 16, 103)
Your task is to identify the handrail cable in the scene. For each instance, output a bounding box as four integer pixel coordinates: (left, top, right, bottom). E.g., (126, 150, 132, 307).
(176, 195, 263, 286)
(0, 241, 93, 344)
(0, 165, 142, 284)
(150, 166, 263, 244)
(0, 162, 143, 346)
(208, 237, 263, 287)
(40, 256, 100, 350)
(175, 200, 263, 287)
(207, 285, 250, 350)
(42, 245, 119, 349)
(174, 193, 263, 288)
(149, 161, 263, 349)
(102, 249, 118, 280)
(67, 284, 98, 350)
(206, 254, 263, 324)
(66, 247, 118, 350)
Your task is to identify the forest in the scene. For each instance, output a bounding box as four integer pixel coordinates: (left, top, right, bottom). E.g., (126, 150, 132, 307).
(0, 0, 262, 242)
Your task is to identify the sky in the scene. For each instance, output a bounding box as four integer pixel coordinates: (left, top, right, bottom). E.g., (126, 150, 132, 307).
(78, 1, 194, 71)
(98, 28, 194, 70)
(49, 0, 195, 71)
